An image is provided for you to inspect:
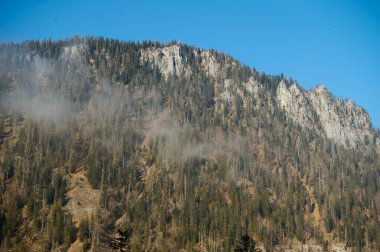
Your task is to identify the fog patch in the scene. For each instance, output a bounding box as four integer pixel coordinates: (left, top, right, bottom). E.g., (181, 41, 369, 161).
(148, 111, 246, 166)
(3, 91, 72, 124)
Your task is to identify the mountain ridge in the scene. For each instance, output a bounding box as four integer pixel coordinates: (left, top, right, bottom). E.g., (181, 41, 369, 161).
(0, 37, 379, 251)
(137, 41, 378, 148)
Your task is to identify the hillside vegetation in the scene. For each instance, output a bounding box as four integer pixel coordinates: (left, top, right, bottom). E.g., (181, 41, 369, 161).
(0, 37, 379, 251)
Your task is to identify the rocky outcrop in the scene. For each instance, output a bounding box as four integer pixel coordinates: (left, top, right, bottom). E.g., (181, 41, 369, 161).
(62, 44, 85, 60)
(200, 50, 222, 78)
(141, 44, 376, 149)
(308, 85, 373, 147)
(276, 82, 375, 148)
(245, 77, 262, 95)
(140, 44, 192, 79)
(140, 45, 232, 80)
(276, 80, 316, 128)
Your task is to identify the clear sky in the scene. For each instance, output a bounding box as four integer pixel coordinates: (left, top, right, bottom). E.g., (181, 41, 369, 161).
(1, 0, 379, 128)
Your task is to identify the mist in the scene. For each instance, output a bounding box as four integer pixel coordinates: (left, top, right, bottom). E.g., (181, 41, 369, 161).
(0, 43, 247, 173)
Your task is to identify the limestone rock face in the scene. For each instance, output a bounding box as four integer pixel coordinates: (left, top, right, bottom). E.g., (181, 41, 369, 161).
(62, 44, 85, 61)
(308, 85, 373, 147)
(140, 45, 234, 80)
(276, 80, 316, 128)
(200, 50, 222, 78)
(245, 77, 262, 95)
(140, 44, 192, 79)
(276, 82, 374, 148)
(141, 44, 375, 149)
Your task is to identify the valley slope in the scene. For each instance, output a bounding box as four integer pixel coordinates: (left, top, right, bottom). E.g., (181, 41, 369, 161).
(0, 37, 379, 251)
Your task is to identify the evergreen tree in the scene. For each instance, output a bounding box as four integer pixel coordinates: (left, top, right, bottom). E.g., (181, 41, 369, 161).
(234, 233, 261, 252)
(110, 229, 131, 252)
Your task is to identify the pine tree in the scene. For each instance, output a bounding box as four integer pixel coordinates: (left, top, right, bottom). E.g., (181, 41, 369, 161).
(110, 229, 131, 252)
(234, 234, 261, 252)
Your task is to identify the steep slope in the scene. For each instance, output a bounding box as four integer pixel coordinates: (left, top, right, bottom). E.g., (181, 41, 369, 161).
(308, 85, 374, 147)
(142, 44, 378, 149)
(276, 81, 376, 148)
(0, 37, 379, 251)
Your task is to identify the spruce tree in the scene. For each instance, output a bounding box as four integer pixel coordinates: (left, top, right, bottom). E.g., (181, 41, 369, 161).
(110, 229, 131, 252)
(234, 233, 261, 252)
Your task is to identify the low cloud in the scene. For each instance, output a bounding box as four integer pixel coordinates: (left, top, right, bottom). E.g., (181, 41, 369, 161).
(3, 91, 72, 124)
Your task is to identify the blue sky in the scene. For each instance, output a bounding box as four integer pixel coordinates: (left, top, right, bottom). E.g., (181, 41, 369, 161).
(1, 0, 379, 128)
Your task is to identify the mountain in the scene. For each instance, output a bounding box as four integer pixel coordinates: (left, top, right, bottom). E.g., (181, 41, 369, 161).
(277, 81, 375, 148)
(0, 37, 379, 251)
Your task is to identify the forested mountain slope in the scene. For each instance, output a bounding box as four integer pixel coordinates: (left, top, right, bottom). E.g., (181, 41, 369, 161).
(0, 37, 379, 251)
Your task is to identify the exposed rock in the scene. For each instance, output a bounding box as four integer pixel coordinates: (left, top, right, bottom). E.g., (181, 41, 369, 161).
(276, 80, 316, 127)
(62, 44, 85, 60)
(219, 79, 234, 101)
(140, 44, 192, 79)
(330, 242, 348, 252)
(64, 169, 101, 227)
(141, 43, 376, 149)
(276, 81, 374, 148)
(200, 50, 222, 78)
(142, 44, 375, 149)
(308, 85, 373, 147)
(245, 77, 262, 95)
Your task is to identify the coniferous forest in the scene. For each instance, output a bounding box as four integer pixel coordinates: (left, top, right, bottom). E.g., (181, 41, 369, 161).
(0, 37, 379, 251)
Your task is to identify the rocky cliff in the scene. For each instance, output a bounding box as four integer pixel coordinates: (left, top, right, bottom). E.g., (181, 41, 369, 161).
(277, 80, 376, 148)
(1, 38, 379, 252)
(140, 44, 377, 149)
